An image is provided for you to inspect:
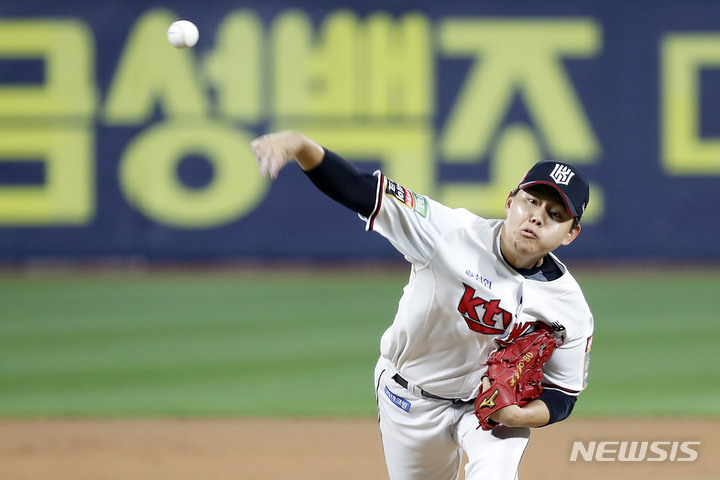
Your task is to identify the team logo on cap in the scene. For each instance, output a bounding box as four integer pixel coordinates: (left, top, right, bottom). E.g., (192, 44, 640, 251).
(549, 163, 575, 185)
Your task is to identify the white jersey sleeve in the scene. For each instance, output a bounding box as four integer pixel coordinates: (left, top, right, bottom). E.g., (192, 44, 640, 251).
(362, 172, 474, 266)
(515, 265, 594, 395)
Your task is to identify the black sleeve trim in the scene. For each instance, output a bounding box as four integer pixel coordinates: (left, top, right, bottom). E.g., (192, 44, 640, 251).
(303, 148, 378, 218)
(538, 388, 577, 425)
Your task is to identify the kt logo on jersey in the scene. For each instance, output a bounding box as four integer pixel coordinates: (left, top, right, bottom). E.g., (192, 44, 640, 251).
(457, 283, 512, 335)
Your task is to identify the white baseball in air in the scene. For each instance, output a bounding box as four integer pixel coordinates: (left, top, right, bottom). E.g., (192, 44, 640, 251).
(167, 20, 199, 49)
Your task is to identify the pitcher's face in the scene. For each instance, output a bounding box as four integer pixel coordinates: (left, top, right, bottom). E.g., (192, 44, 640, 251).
(501, 187, 580, 269)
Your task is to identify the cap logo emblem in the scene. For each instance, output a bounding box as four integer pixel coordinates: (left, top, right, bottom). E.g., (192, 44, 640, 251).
(550, 163, 575, 186)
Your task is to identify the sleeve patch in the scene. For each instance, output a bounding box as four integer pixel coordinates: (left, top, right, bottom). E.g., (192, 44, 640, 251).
(385, 179, 428, 217)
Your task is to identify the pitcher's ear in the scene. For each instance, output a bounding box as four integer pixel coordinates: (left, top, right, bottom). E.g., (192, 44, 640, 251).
(562, 224, 581, 246)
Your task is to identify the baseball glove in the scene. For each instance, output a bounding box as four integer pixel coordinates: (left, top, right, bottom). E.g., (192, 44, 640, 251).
(474, 325, 560, 431)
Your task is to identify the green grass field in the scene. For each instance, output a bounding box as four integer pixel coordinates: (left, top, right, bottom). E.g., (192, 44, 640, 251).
(0, 266, 718, 418)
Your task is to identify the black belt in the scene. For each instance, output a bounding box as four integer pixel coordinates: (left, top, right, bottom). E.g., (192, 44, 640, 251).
(392, 374, 472, 405)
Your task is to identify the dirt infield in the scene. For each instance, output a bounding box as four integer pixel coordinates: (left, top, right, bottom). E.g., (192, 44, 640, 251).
(1, 418, 717, 480)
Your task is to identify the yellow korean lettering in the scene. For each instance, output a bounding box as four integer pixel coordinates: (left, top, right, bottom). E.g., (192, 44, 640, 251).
(438, 18, 600, 161)
(436, 19, 603, 223)
(204, 11, 262, 121)
(104, 8, 208, 124)
(0, 127, 94, 224)
(272, 10, 358, 117)
(661, 34, 720, 174)
(359, 12, 432, 117)
(0, 19, 94, 225)
(272, 11, 432, 119)
(119, 122, 267, 228)
(0, 19, 96, 118)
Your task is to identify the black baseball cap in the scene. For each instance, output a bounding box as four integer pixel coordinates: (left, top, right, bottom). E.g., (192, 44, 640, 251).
(518, 161, 590, 221)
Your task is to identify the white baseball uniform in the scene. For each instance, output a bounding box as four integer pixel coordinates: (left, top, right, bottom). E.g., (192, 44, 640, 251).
(365, 173, 594, 480)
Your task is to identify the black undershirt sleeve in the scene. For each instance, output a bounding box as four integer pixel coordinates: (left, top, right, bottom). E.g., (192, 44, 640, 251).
(538, 388, 577, 425)
(303, 148, 378, 218)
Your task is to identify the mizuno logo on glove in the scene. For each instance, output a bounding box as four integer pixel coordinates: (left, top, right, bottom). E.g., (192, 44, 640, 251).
(477, 389, 499, 409)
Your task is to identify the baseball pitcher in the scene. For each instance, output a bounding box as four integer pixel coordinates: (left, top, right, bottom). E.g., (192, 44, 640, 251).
(250, 131, 594, 480)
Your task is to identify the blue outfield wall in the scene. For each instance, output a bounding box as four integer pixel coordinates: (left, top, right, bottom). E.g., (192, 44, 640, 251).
(1, 0, 720, 263)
